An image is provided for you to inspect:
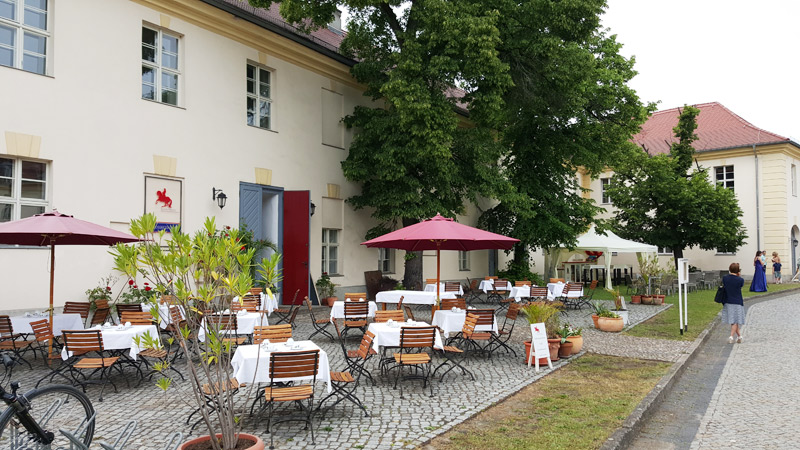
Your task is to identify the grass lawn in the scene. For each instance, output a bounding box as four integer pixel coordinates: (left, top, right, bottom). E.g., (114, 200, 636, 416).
(624, 282, 800, 341)
(423, 353, 671, 450)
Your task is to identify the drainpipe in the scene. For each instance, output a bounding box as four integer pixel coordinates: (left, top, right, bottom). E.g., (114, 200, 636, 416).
(754, 142, 761, 250)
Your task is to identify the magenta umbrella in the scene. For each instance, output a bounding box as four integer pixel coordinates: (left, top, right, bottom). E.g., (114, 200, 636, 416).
(362, 214, 519, 301)
(0, 211, 138, 355)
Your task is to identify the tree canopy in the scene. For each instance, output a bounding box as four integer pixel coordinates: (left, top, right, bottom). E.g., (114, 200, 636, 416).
(607, 105, 748, 264)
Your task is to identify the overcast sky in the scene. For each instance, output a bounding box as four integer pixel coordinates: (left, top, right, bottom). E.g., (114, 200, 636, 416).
(602, 0, 800, 142)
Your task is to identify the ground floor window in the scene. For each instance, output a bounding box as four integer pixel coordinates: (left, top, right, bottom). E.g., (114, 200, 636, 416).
(378, 248, 394, 273)
(322, 228, 339, 275)
(458, 251, 470, 271)
(0, 156, 47, 222)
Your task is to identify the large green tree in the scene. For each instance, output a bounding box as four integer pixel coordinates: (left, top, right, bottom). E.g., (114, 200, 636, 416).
(607, 105, 747, 265)
(251, 0, 513, 288)
(477, 0, 652, 277)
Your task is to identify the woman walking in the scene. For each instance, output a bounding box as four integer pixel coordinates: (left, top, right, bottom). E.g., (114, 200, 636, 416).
(750, 250, 768, 292)
(723, 263, 745, 343)
(772, 252, 782, 284)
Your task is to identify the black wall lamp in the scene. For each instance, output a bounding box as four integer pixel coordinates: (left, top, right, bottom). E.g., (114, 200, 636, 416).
(793, 238, 798, 247)
(310, 201, 316, 217)
(212, 187, 227, 209)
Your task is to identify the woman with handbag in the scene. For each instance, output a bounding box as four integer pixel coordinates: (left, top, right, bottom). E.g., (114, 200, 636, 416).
(722, 262, 745, 344)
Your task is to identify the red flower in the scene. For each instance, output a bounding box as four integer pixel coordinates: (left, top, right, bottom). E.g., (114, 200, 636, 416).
(144, 282, 149, 285)
(106, 286, 112, 291)
(225, 234, 229, 237)
(241, 246, 246, 251)
(225, 226, 231, 230)
(133, 285, 138, 289)
(128, 280, 134, 285)
(144, 286, 152, 291)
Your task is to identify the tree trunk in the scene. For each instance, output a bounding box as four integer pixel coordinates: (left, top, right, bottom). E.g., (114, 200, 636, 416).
(513, 246, 528, 266)
(401, 217, 422, 290)
(672, 248, 684, 270)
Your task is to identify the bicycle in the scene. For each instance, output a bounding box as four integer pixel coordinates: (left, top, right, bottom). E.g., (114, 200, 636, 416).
(0, 352, 96, 449)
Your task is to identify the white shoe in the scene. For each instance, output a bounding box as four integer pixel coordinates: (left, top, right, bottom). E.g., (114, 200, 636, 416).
(728, 336, 735, 344)
(737, 336, 743, 344)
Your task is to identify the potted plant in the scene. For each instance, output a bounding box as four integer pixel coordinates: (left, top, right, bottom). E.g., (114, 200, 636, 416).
(589, 300, 608, 328)
(559, 323, 584, 354)
(605, 287, 628, 325)
(520, 302, 560, 364)
(315, 272, 338, 307)
(111, 214, 271, 450)
(631, 294, 642, 304)
(652, 287, 664, 305)
(555, 324, 574, 358)
(596, 310, 624, 332)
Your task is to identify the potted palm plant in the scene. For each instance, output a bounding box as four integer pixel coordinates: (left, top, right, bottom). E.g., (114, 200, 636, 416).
(605, 287, 629, 325)
(521, 303, 561, 364)
(315, 273, 338, 307)
(111, 214, 277, 450)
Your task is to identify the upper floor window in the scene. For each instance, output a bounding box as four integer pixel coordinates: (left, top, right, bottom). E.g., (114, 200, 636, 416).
(792, 164, 797, 197)
(378, 248, 394, 273)
(0, 156, 47, 222)
(142, 25, 180, 106)
(600, 178, 611, 204)
(458, 251, 470, 271)
(714, 165, 734, 190)
(0, 0, 49, 75)
(247, 63, 272, 129)
(322, 228, 340, 275)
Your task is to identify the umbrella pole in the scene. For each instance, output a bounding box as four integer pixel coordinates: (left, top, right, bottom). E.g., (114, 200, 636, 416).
(435, 243, 441, 321)
(48, 243, 55, 360)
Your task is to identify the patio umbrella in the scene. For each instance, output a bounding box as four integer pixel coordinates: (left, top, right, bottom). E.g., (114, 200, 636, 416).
(362, 214, 519, 302)
(0, 211, 138, 356)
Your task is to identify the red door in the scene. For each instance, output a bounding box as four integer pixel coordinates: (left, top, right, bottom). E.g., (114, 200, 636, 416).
(282, 191, 310, 305)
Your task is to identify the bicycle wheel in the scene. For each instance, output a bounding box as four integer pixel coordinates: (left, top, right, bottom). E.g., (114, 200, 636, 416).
(0, 384, 95, 449)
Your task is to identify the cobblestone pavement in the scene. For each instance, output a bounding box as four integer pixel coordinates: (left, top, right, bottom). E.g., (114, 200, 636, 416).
(691, 293, 800, 449)
(9, 299, 680, 449)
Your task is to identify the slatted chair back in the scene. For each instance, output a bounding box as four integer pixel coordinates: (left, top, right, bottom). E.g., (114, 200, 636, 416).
(90, 308, 110, 326)
(160, 294, 177, 305)
(529, 287, 549, 300)
(248, 287, 263, 296)
(343, 293, 367, 302)
(62, 330, 105, 356)
(589, 280, 598, 290)
(206, 313, 237, 333)
(0, 316, 14, 336)
(63, 302, 91, 319)
(30, 319, 53, 342)
(168, 305, 185, 328)
(493, 279, 509, 292)
(253, 324, 292, 344)
(515, 280, 531, 287)
(268, 350, 319, 384)
(303, 296, 316, 317)
(344, 301, 370, 324)
(565, 283, 583, 296)
(444, 281, 461, 292)
(398, 326, 436, 349)
(550, 278, 565, 283)
(468, 279, 479, 291)
(94, 299, 110, 310)
(425, 278, 439, 285)
(485, 276, 497, 280)
(120, 311, 154, 326)
(116, 304, 143, 315)
(439, 298, 466, 310)
(356, 331, 376, 360)
(231, 298, 259, 312)
(374, 310, 404, 323)
(462, 313, 479, 338)
(506, 303, 522, 321)
(472, 309, 496, 328)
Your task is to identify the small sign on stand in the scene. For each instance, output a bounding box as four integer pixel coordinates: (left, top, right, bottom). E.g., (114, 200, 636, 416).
(528, 323, 552, 373)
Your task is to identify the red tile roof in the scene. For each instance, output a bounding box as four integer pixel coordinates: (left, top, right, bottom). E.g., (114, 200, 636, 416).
(633, 102, 790, 155)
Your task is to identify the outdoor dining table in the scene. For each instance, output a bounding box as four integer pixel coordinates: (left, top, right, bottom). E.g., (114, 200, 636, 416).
(367, 321, 444, 351)
(479, 279, 512, 293)
(509, 285, 530, 302)
(230, 340, 331, 393)
(11, 312, 84, 336)
(547, 282, 566, 298)
(329, 300, 378, 322)
(431, 308, 498, 337)
(197, 311, 268, 342)
(375, 290, 457, 321)
(60, 324, 159, 361)
(142, 302, 183, 329)
(423, 283, 464, 296)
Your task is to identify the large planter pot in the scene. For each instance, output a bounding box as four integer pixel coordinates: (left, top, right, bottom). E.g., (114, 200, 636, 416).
(569, 335, 583, 354)
(591, 314, 599, 328)
(652, 295, 664, 305)
(324, 296, 338, 307)
(631, 295, 641, 304)
(597, 316, 624, 332)
(524, 341, 551, 365)
(641, 296, 653, 305)
(547, 338, 561, 361)
(180, 433, 264, 450)
(558, 341, 573, 358)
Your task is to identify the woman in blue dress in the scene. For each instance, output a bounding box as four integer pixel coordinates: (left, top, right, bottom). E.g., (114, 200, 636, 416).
(749, 250, 768, 292)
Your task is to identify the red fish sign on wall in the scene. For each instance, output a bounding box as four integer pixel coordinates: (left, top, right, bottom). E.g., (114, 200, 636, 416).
(155, 189, 173, 208)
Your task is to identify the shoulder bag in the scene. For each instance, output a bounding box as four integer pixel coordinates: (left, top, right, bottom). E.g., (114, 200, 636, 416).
(714, 285, 726, 304)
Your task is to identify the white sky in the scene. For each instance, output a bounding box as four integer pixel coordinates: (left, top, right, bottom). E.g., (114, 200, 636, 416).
(602, 0, 800, 142)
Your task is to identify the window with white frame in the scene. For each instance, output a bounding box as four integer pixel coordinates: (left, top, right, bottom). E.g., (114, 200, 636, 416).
(322, 228, 340, 275)
(0, 156, 47, 222)
(458, 251, 470, 271)
(0, 0, 49, 75)
(141, 25, 180, 106)
(792, 164, 797, 197)
(378, 248, 394, 273)
(658, 246, 672, 255)
(716, 250, 736, 255)
(714, 165, 734, 190)
(247, 63, 272, 129)
(600, 178, 611, 204)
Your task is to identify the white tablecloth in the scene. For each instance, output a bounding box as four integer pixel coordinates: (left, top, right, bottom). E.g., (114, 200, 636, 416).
(11, 313, 84, 335)
(509, 286, 529, 301)
(232, 294, 278, 315)
(547, 282, 566, 298)
(479, 280, 512, 293)
(431, 309, 497, 336)
(423, 283, 464, 296)
(367, 321, 444, 350)
(330, 301, 377, 321)
(230, 341, 331, 393)
(375, 290, 456, 306)
(141, 303, 182, 329)
(198, 312, 268, 342)
(61, 325, 159, 361)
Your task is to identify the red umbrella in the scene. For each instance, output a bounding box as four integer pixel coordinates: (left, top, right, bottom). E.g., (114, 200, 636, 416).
(0, 211, 139, 355)
(362, 213, 519, 301)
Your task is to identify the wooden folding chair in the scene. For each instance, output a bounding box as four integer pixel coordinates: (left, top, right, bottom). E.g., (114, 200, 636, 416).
(63, 301, 91, 324)
(514, 280, 531, 287)
(529, 286, 549, 301)
(120, 311, 155, 326)
(304, 296, 334, 342)
(317, 331, 374, 418)
(332, 321, 377, 386)
(260, 350, 320, 448)
(425, 279, 439, 286)
(561, 283, 585, 310)
(115, 304, 143, 323)
(205, 313, 248, 347)
(342, 301, 370, 339)
(403, 305, 415, 322)
(487, 279, 509, 304)
(439, 298, 466, 310)
(253, 324, 292, 344)
(463, 278, 482, 305)
(487, 303, 521, 357)
(374, 310, 404, 322)
(232, 297, 260, 312)
(61, 330, 126, 401)
(343, 292, 367, 301)
(187, 378, 240, 431)
(90, 308, 111, 327)
(273, 290, 300, 325)
(444, 281, 461, 294)
(0, 315, 33, 368)
(455, 312, 493, 359)
(392, 326, 436, 398)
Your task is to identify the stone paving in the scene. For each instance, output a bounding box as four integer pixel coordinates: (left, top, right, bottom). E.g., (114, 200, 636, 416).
(691, 293, 800, 449)
(10, 299, 684, 449)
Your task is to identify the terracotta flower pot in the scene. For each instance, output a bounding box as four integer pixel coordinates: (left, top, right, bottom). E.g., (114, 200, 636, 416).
(652, 295, 664, 305)
(591, 314, 599, 328)
(558, 341, 573, 358)
(569, 335, 583, 354)
(631, 295, 641, 304)
(325, 296, 338, 307)
(180, 433, 264, 450)
(597, 316, 624, 332)
(524, 341, 551, 365)
(547, 338, 561, 361)
(641, 296, 653, 305)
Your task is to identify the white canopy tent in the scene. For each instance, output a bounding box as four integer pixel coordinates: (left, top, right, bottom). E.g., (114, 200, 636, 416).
(565, 225, 658, 289)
